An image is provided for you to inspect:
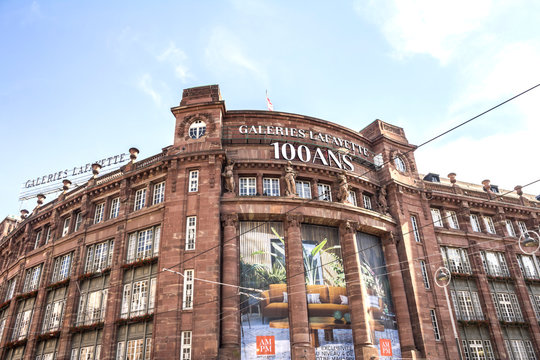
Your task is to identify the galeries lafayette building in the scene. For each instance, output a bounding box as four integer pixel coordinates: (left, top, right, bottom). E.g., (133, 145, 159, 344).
(1, 85, 539, 360)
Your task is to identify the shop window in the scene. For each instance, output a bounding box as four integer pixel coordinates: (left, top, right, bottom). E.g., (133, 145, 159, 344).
(110, 198, 120, 219)
(263, 178, 280, 196)
(295, 180, 311, 199)
(76, 289, 108, 325)
(188, 120, 206, 139)
(185, 217, 196, 251)
(121, 278, 156, 318)
(182, 270, 194, 310)
(23, 264, 42, 293)
(51, 253, 72, 283)
(153, 181, 165, 205)
(317, 183, 332, 201)
(470, 214, 481, 232)
(239, 177, 256, 196)
(94, 203, 105, 224)
(189, 170, 199, 192)
(85, 239, 114, 273)
(126, 225, 161, 262)
(431, 208, 443, 227)
(134, 188, 147, 211)
(446, 210, 460, 229)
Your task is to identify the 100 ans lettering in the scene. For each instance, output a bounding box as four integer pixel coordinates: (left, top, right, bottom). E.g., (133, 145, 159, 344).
(271, 142, 354, 171)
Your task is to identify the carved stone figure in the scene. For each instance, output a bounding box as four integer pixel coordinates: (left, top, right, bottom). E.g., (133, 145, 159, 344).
(337, 171, 349, 203)
(222, 159, 235, 193)
(284, 161, 296, 196)
(378, 186, 389, 214)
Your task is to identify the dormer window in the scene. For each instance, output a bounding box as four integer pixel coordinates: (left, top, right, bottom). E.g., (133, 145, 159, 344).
(189, 120, 206, 139)
(394, 156, 406, 172)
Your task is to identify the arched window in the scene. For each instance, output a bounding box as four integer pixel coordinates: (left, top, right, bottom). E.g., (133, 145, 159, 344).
(394, 156, 406, 172)
(188, 120, 206, 139)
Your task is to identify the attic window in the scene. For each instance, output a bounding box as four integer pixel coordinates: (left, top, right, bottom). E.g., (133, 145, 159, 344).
(394, 156, 406, 172)
(189, 120, 206, 139)
(423, 173, 440, 183)
(490, 185, 499, 193)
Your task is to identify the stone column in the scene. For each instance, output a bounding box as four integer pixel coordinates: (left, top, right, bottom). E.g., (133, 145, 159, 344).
(381, 233, 420, 359)
(285, 215, 314, 359)
(219, 214, 240, 359)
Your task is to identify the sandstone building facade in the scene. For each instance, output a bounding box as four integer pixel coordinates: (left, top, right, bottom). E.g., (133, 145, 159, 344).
(0, 85, 539, 360)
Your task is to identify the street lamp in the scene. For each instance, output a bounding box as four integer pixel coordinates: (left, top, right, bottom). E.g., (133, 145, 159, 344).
(519, 230, 540, 278)
(434, 266, 463, 360)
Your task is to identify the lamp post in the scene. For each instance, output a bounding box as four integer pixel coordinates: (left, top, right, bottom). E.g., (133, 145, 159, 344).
(435, 266, 463, 360)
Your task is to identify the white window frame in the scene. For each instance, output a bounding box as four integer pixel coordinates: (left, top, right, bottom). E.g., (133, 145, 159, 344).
(94, 203, 105, 224)
(62, 217, 71, 237)
(51, 253, 72, 283)
(505, 219, 517, 237)
(446, 210, 460, 229)
(431, 208, 443, 227)
(442, 247, 471, 274)
(34, 230, 42, 249)
(76, 289, 108, 325)
(492, 292, 523, 322)
(85, 239, 114, 273)
(4, 278, 16, 301)
(126, 226, 161, 262)
(517, 221, 528, 236)
(429, 309, 440, 341)
(362, 194, 372, 210)
(12, 308, 33, 340)
(110, 197, 120, 219)
(451, 290, 484, 321)
(185, 216, 197, 251)
(180, 331, 192, 360)
(295, 180, 311, 199)
(189, 170, 199, 192)
(74, 212, 83, 232)
(120, 278, 156, 319)
(239, 177, 256, 196)
(420, 260, 430, 289)
(188, 120, 206, 139)
(470, 214, 481, 232)
(183, 269, 194, 310)
(463, 340, 495, 360)
(263, 178, 280, 196)
(45, 226, 51, 244)
(483, 216, 496, 234)
(518, 254, 540, 279)
(481, 251, 510, 277)
(394, 156, 406, 172)
(317, 183, 332, 201)
(42, 299, 66, 333)
(347, 190, 357, 206)
(411, 215, 421, 242)
(134, 188, 147, 211)
(152, 181, 165, 205)
(23, 264, 42, 292)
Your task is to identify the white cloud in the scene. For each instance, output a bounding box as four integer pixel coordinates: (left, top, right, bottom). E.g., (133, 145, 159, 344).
(157, 42, 192, 82)
(205, 27, 267, 81)
(138, 74, 161, 105)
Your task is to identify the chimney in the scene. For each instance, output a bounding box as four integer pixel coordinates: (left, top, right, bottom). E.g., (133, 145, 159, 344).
(180, 85, 222, 107)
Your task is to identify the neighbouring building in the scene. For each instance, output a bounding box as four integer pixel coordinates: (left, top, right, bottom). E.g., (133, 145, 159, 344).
(0, 84, 539, 360)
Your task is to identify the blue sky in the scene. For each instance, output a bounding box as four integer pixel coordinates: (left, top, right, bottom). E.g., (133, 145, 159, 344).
(1, 0, 540, 217)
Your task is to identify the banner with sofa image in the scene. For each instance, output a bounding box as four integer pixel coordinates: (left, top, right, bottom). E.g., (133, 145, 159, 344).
(301, 224, 356, 360)
(240, 221, 291, 359)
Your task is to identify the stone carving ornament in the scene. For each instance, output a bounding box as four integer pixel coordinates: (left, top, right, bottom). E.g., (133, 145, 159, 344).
(284, 161, 296, 196)
(222, 158, 235, 193)
(337, 171, 349, 203)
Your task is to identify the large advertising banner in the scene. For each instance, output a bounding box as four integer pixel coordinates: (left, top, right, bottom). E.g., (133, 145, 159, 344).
(356, 231, 401, 359)
(301, 225, 355, 360)
(240, 222, 291, 359)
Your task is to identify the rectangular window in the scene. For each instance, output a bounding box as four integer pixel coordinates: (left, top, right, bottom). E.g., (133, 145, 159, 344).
(442, 247, 472, 274)
(34, 230, 42, 249)
(517, 221, 528, 236)
(446, 210, 460, 229)
(4, 277, 17, 301)
(76, 289, 108, 325)
(295, 181, 311, 199)
(23, 264, 42, 292)
(12, 308, 32, 340)
(362, 194, 372, 209)
(120, 278, 156, 318)
(239, 177, 256, 196)
(506, 340, 536, 360)
(153, 181, 165, 205)
(189, 170, 199, 192)
(74, 345, 101, 360)
(84, 239, 114, 273)
(0, 316, 5, 345)
(451, 290, 484, 320)
(183, 269, 194, 310)
(483, 216, 496, 234)
(42, 299, 66, 332)
(51, 253, 72, 283)
(263, 178, 280, 196)
(94, 203, 105, 224)
(347, 190, 357, 206)
(110, 197, 120, 219)
(505, 220, 517, 237)
(420, 260, 430, 289)
(517, 255, 540, 279)
(492, 292, 523, 322)
(185, 216, 197, 250)
(74, 212, 83, 231)
(470, 214, 481, 232)
(530, 294, 540, 321)
(62, 217, 71, 237)
(180, 331, 192, 360)
(430, 309, 440, 341)
(431, 208, 443, 227)
(126, 226, 161, 262)
(411, 215, 421, 242)
(317, 183, 332, 201)
(121, 339, 152, 360)
(463, 340, 495, 360)
(45, 226, 52, 244)
(134, 188, 147, 211)
(481, 251, 510, 277)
